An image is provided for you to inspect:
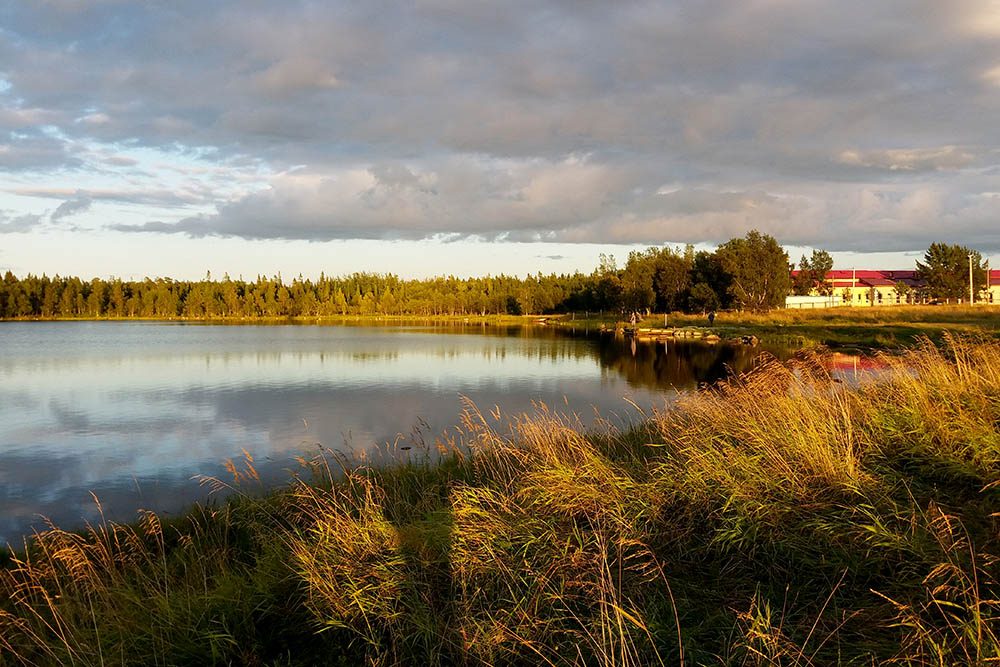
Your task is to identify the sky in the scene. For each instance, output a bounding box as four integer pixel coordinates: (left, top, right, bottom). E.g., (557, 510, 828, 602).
(2, 0, 1000, 280)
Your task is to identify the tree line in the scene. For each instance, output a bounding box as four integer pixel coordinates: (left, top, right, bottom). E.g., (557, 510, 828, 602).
(0, 231, 792, 319)
(0, 233, 990, 319)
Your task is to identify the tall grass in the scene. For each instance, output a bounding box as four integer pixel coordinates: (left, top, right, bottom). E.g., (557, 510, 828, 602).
(2, 336, 999, 665)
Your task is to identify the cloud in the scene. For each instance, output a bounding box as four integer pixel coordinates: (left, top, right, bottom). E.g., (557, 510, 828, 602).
(105, 154, 1000, 255)
(837, 146, 976, 171)
(246, 58, 340, 96)
(3, 0, 1000, 252)
(77, 112, 110, 125)
(0, 133, 81, 171)
(4, 0, 996, 162)
(33, 0, 130, 15)
(111, 156, 630, 240)
(0, 211, 44, 233)
(0, 108, 65, 129)
(11, 186, 215, 208)
(51, 194, 92, 221)
(101, 155, 138, 167)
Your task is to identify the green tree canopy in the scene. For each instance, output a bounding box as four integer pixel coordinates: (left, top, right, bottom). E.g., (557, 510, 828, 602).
(621, 250, 656, 313)
(916, 243, 986, 301)
(690, 251, 733, 310)
(715, 230, 791, 312)
(687, 282, 720, 313)
(651, 245, 694, 312)
(792, 249, 834, 296)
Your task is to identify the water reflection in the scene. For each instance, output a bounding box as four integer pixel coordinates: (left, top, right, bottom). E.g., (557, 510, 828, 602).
(590, 334, 791, 389)
(0, 322, 789, 543)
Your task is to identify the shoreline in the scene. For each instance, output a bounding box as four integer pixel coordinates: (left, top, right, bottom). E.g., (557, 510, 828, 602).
(3, 304, 1000, 350)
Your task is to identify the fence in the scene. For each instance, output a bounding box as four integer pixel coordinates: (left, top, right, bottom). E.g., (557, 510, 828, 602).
(784, 296, 848, 309)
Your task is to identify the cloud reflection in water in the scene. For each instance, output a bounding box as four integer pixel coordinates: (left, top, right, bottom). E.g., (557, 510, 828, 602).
(0, 322, 785, 543)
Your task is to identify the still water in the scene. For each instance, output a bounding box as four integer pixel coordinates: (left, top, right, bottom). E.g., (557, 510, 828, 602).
(0, 321, 788, 544)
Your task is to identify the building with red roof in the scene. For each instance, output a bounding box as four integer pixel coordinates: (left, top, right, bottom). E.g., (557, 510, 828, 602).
(787, 269, 1000, 307)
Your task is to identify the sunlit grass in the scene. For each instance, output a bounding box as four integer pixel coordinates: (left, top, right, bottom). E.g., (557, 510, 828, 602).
(555, 304, 1000, 348)
(2, 336, 999, 665)
(636, 304, 1000, 348)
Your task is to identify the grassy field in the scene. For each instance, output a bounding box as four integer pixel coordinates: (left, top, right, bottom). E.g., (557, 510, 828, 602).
(558, 305, 1000, 348)
(2, 335, 1000, 665)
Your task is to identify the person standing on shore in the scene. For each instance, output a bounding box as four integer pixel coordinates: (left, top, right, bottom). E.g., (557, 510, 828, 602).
(708, 311, 716, 326)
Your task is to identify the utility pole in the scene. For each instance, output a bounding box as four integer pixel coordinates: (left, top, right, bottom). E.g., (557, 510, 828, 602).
(987, 261, 992, 305)
(969, 253, 975, 305)
(852, 267, 856, 306)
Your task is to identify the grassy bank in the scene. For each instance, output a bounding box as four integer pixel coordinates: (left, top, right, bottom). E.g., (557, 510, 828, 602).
(558, 305, 1000, 348)
(10, 305, 999, 350)
(3, 336, 1000, 665)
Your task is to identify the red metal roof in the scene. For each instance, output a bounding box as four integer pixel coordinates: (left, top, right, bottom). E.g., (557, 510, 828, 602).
(826, 270, 888, 279)
(793, 268, 1000, 287)
(884, 270, 920, 280)
(896, 278, 924, 287)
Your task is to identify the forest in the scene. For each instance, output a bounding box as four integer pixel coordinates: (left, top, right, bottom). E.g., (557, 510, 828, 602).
(0, 231, 793, 319)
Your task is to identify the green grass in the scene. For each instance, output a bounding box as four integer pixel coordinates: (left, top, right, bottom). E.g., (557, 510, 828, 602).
(3, 336, 1000, 665)
(557, 305, 1000, 349)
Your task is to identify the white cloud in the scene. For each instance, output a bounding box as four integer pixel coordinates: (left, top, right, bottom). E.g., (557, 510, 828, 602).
(837, 146, 975, 171)
(77, 112, 109, 125)
(960, 0, 1000, 36)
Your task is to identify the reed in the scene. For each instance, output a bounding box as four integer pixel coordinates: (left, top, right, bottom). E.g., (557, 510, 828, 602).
(2, 336, 998, 665)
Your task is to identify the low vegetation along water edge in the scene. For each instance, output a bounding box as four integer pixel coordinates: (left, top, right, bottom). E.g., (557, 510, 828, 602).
(618, 305, 1000, 349)
(8, 303, 1000, 352)
(2, 335, 999, 665)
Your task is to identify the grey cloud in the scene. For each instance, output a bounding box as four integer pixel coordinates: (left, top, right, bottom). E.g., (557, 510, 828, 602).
(0, 211, 44, 233)
(51, 195, 92, 221)
(102, 155, 138, 167)
(0, 108, 66, 129)
(12, 186, 214, 208)
(108, 160, 1000, 253)
(33, 0, 130, 15)
(3, 0, 1000, 249)
(0, 133, 81, 171)
(112, 156, 630, 241)
(110, 220, 185, 234)
(245, 58, 340, 96)
(4, 0, 996, 163)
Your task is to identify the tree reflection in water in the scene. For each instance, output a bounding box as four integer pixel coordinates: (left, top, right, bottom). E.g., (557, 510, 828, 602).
(590, 334, 794, 391)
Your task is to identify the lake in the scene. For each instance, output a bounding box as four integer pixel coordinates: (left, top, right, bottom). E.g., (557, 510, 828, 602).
(0, 321, 788, 544)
